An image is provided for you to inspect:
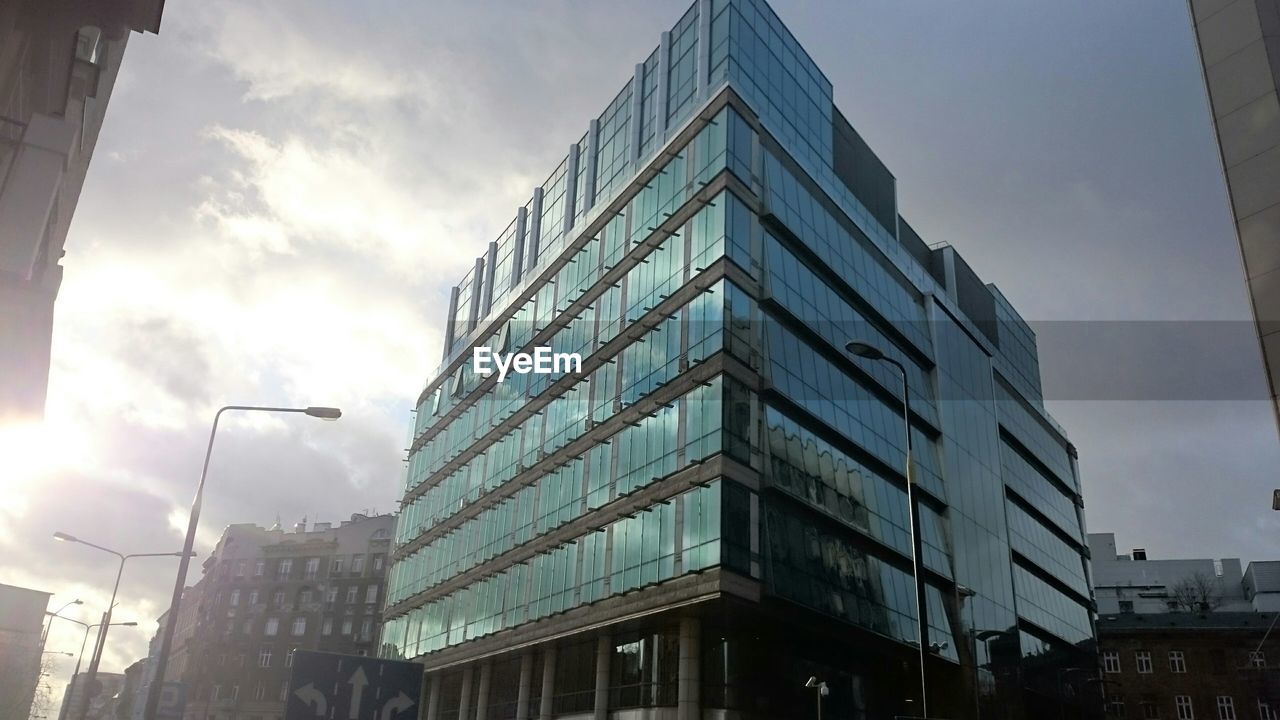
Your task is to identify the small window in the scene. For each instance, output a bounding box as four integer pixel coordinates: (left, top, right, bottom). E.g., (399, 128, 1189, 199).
(342, 619, 353, 635)
(291, 617, 307, 636)
(285, 649, 295, 667)
(254, 684, 266, 701)
(347, 586, 358, 604)
(1120, 600, 1135, 613)
(331, 558, 344, 574)
(279, 682, 289, 702)
(273, 590, 285, 609)
(353, 555, 366, 574)
(1260, 701, 1277, 720)
(277, 559, 292, 580)
(1250, 651, 1266, 669)
(304, 558, 320, 579)
(248, 590, 259, 606)
(365, 585, 378, 604)
(265, 618, 279, 636)
(1176, 696, 1194, 720)
(1137, 651, 1153, 674)
(322, 617, 333, 636)
(1216, 697, 1234, 720)
(258, 648, 272, 667)
(373, 555, 384, 571)
(254, 560, 265, 577)
(327, 587, 338, 603)
(1169, 650, 1186, 674)
(235, 560, 246, 578)
(1107, 698, 1126, 717)
(1104, 650, 1121, 673)
(229, 589, 240, 607)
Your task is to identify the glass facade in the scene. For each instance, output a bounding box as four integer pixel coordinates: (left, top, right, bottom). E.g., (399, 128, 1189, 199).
(388, 0, 1095, 718)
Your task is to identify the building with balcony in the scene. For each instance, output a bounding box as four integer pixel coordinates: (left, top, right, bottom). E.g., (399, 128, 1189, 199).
(0, 0, 163, 420)
(153, 514, 394, 720)
(383, 1, 1096, 719)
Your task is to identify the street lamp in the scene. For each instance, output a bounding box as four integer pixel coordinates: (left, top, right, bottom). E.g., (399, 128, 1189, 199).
(40, 599, 82, 648)
(54, 533, 187, 720)
(142, 404, 341, 720)
(58, 617, 137, 719)
(805, 677, 830, 720)
(844, 340, 930, 717)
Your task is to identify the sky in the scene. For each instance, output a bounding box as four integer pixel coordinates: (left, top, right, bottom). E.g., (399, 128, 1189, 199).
(3, 0, 1278, 706)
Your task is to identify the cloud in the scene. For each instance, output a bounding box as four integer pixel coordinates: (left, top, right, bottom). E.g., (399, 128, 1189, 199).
(7, 0, 1278, 708)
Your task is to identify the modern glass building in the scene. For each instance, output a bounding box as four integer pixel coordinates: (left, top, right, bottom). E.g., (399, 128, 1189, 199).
(383, 1, 1097, 718)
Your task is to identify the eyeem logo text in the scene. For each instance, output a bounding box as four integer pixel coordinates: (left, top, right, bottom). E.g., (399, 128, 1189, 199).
(472, 347, 582, 383)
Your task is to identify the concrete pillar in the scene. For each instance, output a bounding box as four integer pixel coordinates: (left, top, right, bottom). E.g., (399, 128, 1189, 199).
(459, 665, 474, 720)
(695, 0, 712, 98)
(475, 661, 492, 720)
(564, 144, 579, 236)
(442, 286, 460, 360)
(527, 187, 544, 273)
(656, 31, 672, 139)
(539, 645, 557, 720)
(593, 634, 612, 720)
(512, 206, 528, 287)
(467, 256, 485, 333)
(678, 617, 701, 720)
(584, 119, 600, 212)
(424, 674, 441, 720)
(515, 652, 534, 720)
(481, 240, 498, 316)
(629, 63, 645, 163)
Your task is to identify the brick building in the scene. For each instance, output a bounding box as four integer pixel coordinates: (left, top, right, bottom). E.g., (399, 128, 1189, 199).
(1097, 612, 1280, 720)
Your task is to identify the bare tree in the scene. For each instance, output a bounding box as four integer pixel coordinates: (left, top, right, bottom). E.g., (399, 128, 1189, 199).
(1170, 572, 1225, 612)
(26, 656, 58, 720)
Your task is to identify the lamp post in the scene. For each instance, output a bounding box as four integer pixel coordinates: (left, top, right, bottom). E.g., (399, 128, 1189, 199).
(40, 600, 82, 649)
(53, 533, 188, 720)
(804, 677, 830, 720)
(141, 404, 341, 720)
(845, 341, 930, 718)
(56, 618, 137, 720)
(956, 585, 979, 720)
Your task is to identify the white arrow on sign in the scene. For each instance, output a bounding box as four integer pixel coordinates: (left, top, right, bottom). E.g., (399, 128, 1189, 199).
(348, 666, 368, 719)
(294, 683, 327, 717)
(379, 692, 414, 720)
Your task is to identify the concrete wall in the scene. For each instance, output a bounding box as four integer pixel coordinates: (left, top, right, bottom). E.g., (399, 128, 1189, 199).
(1089, 533, 1251, 613)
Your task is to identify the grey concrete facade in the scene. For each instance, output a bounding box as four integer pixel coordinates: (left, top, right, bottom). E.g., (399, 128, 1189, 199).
(1190, 0, 1280, 435)
(1090, 532, 1253, 613)
(0, 0, 163, 420)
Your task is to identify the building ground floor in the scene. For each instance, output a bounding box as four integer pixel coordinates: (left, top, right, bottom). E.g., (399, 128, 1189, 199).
(413, 590, 1097, 720)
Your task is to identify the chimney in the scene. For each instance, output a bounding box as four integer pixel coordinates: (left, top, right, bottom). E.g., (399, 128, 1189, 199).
(1133, 548, 1147, 561)
(294, 519, 307, 534)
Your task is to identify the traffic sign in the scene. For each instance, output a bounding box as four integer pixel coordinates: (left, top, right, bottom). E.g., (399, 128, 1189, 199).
(155, 682, 187, 720)
(285, 651, 423, 720)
